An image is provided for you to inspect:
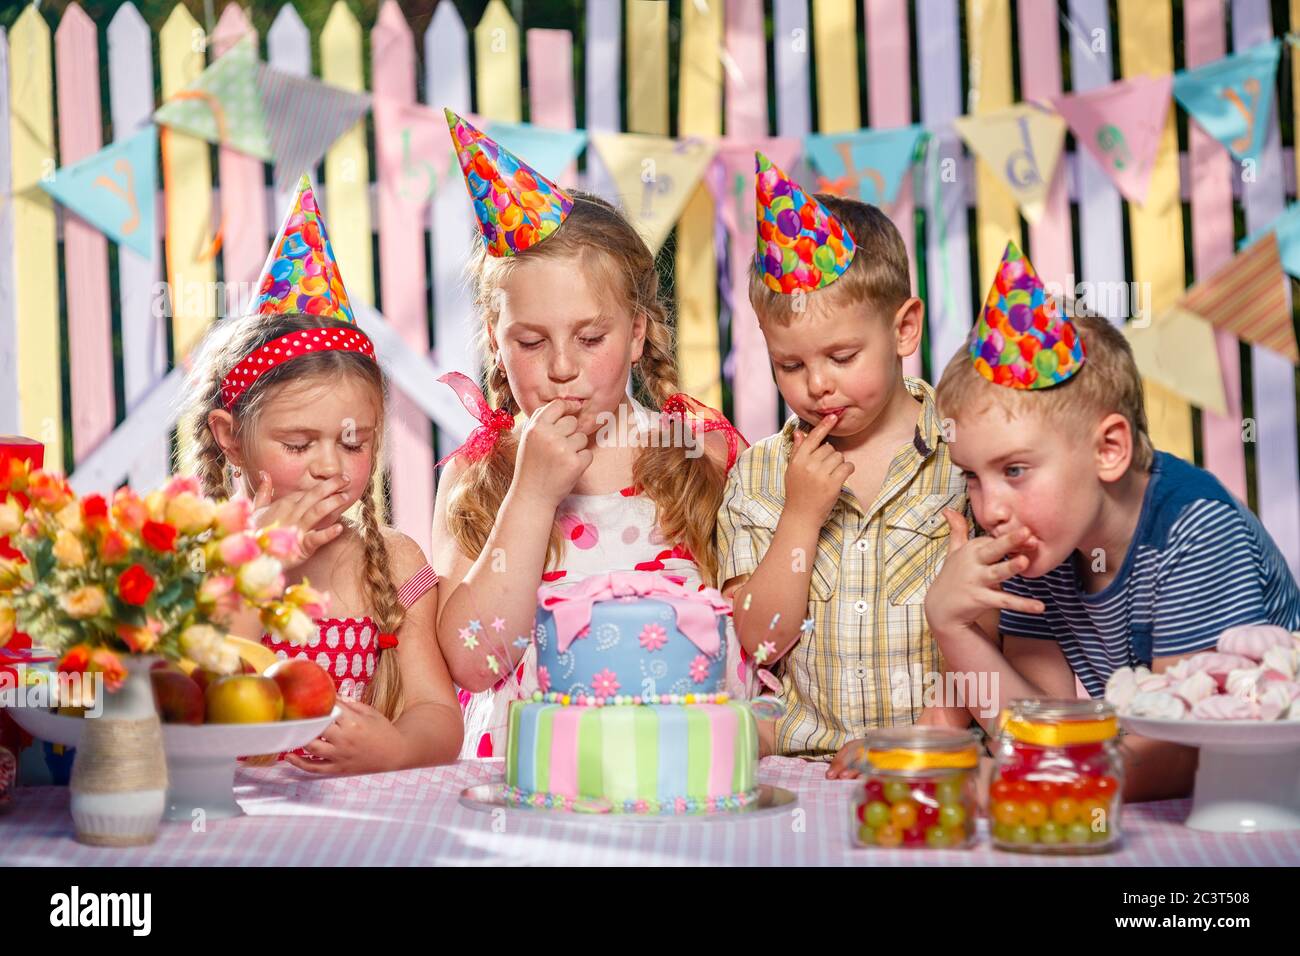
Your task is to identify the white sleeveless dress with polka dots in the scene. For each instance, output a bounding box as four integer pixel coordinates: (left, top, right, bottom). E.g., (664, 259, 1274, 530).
(458, 486, 745, 759)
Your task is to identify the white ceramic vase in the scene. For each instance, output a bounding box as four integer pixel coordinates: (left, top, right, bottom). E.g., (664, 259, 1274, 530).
(69, 654, 167, 846)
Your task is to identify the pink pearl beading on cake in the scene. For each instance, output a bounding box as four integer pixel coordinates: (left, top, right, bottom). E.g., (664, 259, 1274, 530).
(531, 690, 730, 707)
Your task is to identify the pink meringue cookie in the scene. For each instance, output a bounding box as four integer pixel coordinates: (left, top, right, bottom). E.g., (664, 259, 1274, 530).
(1136, 673, 1173, 693)
(1260, 645, 1299, 682)
(1182, 652, 1257, 689)
(1127, 690, 1188, 720)
(1225, 667, 1265, 700)
(1191, 695, 1258, 721)
(1258, 681, 1300, 713)
(1217, 624, 1295, 662)
(1162, 659, 1192, 682)
(1104, 667, 1141, 710)
(1172, 670, 1218, 706)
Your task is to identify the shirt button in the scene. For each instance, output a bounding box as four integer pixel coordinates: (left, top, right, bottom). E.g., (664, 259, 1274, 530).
(853, 665, 868, 679)
(854, 600, 868, 614)
(855, 539, 869, 552)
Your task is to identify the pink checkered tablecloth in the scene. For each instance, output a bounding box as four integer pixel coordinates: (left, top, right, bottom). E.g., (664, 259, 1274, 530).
(2, 757, 1298, 866)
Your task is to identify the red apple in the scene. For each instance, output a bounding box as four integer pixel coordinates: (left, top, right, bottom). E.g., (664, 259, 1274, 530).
(205, 674, 284, 724)
(266, 659, 336, 720)
(151, 668, 205, 724)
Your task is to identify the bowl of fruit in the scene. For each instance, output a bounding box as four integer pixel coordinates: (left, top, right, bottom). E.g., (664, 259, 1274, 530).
(7, 637, 340, 821)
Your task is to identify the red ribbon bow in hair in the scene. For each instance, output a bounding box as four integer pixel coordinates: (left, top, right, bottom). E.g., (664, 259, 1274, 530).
(435, 372, 517, 468)
(660, 393, 749, 471)
(377, 633, 399, 649)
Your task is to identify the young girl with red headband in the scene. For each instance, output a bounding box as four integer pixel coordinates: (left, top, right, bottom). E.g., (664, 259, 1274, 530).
(431, 113, 747, 758)
(180, 175, 462, 773)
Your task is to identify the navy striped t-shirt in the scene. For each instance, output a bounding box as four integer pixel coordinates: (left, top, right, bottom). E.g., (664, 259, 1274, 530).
(1000, 451, 1300, 698)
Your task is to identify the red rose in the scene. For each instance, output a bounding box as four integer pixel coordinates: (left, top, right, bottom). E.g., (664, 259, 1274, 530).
(58, 643, 91, 675)
(80, 494, 109, 525)
(141, 520, 178, 553)
(117, 564, 156, 606)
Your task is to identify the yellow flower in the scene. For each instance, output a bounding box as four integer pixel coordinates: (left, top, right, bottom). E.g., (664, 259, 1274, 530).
(144, 490, 167, 522)
(61, 585, 107, 620)
(0, 558, 24, 590)
(0, 498, 23, 536)
(54, 501, 83, 534)
(164, 492, 216, 535)
(0, 602, 15, 648)
(52, 529, 86, 568)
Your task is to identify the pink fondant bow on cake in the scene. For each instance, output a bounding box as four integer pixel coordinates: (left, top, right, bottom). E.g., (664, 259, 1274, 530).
(539, 571, 731, 657)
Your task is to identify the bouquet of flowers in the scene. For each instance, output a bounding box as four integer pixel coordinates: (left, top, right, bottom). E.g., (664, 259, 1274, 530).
(0, 462, 326, 693)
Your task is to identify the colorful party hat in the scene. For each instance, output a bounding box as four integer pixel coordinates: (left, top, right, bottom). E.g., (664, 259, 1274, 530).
(445, 108, 574, 257)
(251, 173, 356, 324)
(754, 151, 856, 294)
(970, 241, 1085, 389)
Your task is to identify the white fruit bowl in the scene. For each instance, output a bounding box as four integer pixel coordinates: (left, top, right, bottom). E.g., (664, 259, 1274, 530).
(1121, 715, 1300, 833)
(5, 705, 341, 821)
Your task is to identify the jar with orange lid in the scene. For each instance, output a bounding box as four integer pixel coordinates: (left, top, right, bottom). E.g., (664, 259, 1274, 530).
(989, 699, 1124, 853)
(850, 727, 980, 849)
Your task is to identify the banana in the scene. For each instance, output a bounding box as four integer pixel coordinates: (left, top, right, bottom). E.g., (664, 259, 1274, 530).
(178, 635, 279, 677)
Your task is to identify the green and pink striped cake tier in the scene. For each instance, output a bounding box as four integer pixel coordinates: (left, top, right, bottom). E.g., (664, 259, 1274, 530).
(503, 700, 760, 814)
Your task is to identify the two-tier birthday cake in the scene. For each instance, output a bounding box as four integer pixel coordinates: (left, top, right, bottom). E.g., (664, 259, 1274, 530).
(503, 571, 760, 814)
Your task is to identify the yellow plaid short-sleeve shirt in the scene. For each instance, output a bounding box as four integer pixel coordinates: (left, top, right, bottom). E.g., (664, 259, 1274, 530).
(716, 378, 968, 757)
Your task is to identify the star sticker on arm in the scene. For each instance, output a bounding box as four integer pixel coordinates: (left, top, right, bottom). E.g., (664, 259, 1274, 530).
(754, 640, 776, 664)
(800, 618, 814, 635)
(491, 617, 506, 632)
(468, 619, 483, 633)
(485, 654, 499, 675)
(769, 613, 781, 630)
(512, 636, 531, 649)
(459, 628, 479, 650)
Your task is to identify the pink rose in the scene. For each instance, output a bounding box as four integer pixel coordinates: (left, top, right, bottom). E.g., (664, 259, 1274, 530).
(218, 533, 261, 568)
(212, 498, 252, 536)
(198, 575, 241, 620)
(261, 527, 301, 561)
(162, 475, 202, 500)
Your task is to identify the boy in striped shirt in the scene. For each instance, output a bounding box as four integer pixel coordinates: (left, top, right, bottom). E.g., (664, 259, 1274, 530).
(927, 243, 1300, 801)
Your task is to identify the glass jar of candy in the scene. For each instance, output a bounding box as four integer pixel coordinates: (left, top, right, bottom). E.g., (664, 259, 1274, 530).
(989, 699, 1123, 854)
(851, 727, 980, 849)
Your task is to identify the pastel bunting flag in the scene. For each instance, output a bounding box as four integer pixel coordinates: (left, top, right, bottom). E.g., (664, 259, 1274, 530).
(1193, 232, 1296, 363)
(706, 137, 802, 240)
(969, 241, 1085, 389)
(1173, 38, 1280, 164)
(804, 125, 928, 207)
(152, 36, 271, 159)
(753, 151, 856, 294)
(1051, 75, 1172, 206)
(445, 108, 574, 257)
(484, 122, 588, 186)
(1124, 306, 1228, 415)
(589, 132, 718, 251)
(250, 173, 356, 324)
(952, 104, 1066, 225)
(255, 64, 373, 193)
(372, 97, 455, 215)
(39, 125, 156, 258)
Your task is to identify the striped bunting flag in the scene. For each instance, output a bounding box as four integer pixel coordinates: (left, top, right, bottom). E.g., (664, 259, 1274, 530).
(1183, 232, 1297, 363)
(255, 64, 372, 192)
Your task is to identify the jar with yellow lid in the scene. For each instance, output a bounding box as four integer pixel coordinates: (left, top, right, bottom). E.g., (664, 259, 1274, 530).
(850, 727, 980, 849)
(989, 699, 1123, 854)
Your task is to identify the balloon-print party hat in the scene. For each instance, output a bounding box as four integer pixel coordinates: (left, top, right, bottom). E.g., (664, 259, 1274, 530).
(754, 151, 856, 294)
(445, 108, 574, 257)
(250, 173, 357, 324)
(970, 241, 1085, 389)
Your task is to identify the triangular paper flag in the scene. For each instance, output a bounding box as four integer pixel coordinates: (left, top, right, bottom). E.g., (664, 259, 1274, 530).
(1242, 202, 1300, 280)
(1173, 39, 1280, 164)
(953, 105, 1066, 225)
(39, 126, 156, 258)
(255, 64, 372, 192)
(1052, 75, 1172, 205)
(485, 122, 588, 186)
(1189, 232, 1296, 363)
(152, 36, 271, 159)
(706, 138, 802, 241)
(804, 125, 928, 207)
(1125, 307, 1228, 415)
(372, 96, 456, 215)
(589, 132, 717, 251)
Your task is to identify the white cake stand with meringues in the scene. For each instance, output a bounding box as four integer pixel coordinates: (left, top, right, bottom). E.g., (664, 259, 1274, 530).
(1120, 715, 1300, 832)
(6, 704, 340, 822)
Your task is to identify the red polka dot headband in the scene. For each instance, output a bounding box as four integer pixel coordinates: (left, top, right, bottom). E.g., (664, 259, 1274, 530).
(220, 326, 377, 410)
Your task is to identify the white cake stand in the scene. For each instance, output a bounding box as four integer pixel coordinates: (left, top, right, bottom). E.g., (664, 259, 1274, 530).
(6, 705, 340, 821)
(1121, 715, 1300, 833)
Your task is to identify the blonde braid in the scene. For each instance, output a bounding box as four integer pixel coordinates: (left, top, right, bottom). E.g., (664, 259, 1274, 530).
(358, 487, 404, 720)
(190, 408, 231, 499)
(634, 305, 680, 409)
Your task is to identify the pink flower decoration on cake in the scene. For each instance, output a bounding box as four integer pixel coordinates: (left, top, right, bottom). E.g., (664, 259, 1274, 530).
(689, 655, 710, 684)
(557, 512, 599, 549)
(639, 623, 668, 652)
(537, 665, 551, 694)
(592, 668, 621, 697)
